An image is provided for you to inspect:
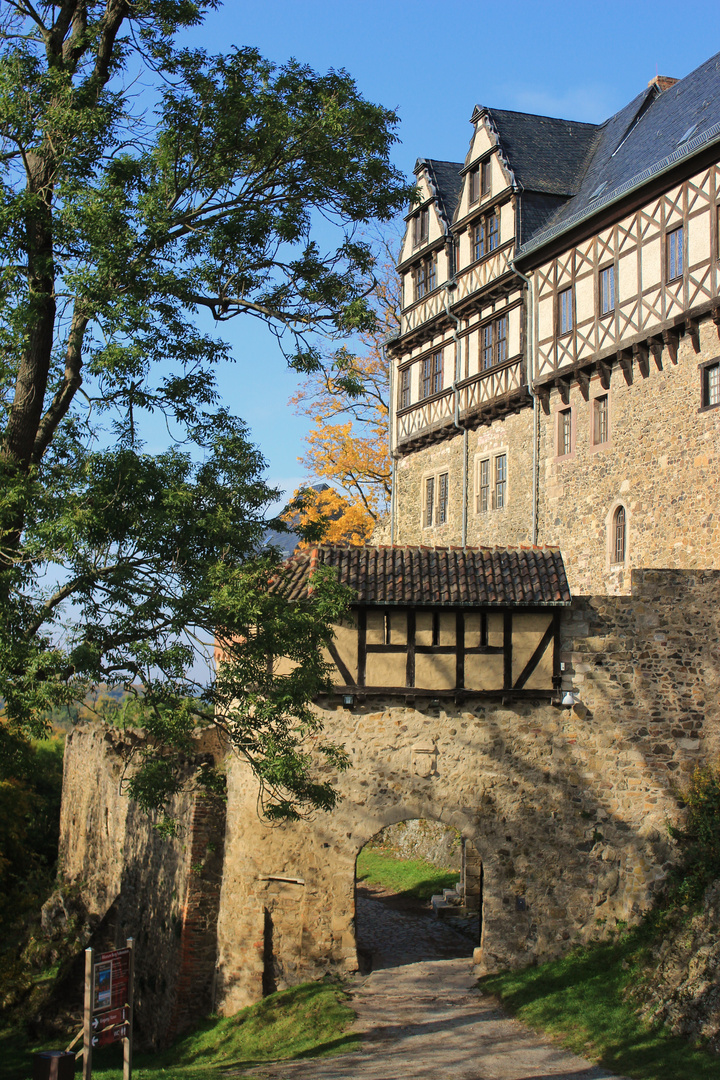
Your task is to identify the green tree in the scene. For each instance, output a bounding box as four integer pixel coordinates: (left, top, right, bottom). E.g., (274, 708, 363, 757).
(0, 1, 412, 820)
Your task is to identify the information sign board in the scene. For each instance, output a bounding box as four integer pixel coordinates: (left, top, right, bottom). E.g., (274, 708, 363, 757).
(83, 940, 134, 1080)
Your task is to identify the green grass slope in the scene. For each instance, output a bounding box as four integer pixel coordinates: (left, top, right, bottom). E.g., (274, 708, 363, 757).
(478, 928, 718, 1080)
(356, 847, 460, 901)
(1, 979, 357, 1080)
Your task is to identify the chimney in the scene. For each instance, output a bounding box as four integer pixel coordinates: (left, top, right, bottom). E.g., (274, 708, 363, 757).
(647, 75, 679, 93)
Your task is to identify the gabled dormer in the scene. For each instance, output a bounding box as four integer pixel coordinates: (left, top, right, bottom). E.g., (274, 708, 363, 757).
(398, 159, 463, 334)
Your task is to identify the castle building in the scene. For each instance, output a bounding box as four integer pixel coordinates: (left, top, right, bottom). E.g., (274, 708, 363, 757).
(388, 53, 720, 594)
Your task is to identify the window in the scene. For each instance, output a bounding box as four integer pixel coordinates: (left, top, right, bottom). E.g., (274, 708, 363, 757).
(424, 476, 434, 527)
(398, 366, 411, 410)
(494, 454, 507, 509)
(437, 473, 448, 525)
(469, 161, 490, 204)
(481, 159, 491, 197)
(495, 315, 507, 364)
(477, 458, 489, 512)
(612, 505, 626, 565)
(415, 254, 436, 300)
(599, 265, 615, 315)
(558, 408, 572, 456)
(701, 359, 720, 409)
(412, 207, 429, 248)
(469, 166, 479, 205)
(480, 315, 508, 369)
(558, 287, 573, 335)
(422, 352, 443, 398)
(423, 472, 449, 527)
(593, 395, 609, 445)
(666, 225, 684, 281)
(472, 210, 500, 261)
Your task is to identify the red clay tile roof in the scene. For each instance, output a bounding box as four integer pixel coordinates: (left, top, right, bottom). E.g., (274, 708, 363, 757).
(273, 545, 571, 606)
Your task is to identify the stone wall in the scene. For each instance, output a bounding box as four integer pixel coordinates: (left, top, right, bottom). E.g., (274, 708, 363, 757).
(393, 408, 534, 547)
(56, 570, 720, 1029)
(214, 568, 720, 1013)
(369, 819, 462, 870)
(58, 724, 226, 1049)
(538, 315, 720, 595)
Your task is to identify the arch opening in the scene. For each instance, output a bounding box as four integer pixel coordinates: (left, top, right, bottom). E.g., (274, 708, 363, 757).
(354, 818, 482, 972)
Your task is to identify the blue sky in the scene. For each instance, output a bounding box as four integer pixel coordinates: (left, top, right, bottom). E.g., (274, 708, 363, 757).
(178, 1, 720, 511)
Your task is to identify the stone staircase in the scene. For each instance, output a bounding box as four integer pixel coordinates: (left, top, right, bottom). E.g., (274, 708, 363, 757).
(431, 887, 471, 920)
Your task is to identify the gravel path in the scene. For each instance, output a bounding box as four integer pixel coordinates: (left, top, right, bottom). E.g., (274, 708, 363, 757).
(239, 896, 627, 1080)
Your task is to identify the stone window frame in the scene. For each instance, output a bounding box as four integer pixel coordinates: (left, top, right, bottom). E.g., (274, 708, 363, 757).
(474, 447, 509, 513)
(553, 400, 576, 462)
(421, 468, 451, 530)
(606, 499, 629, 569)
(698, 356, 720, 413)
(588, 380, 613, 455)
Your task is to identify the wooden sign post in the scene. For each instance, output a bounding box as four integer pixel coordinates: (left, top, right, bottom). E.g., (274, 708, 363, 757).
(82, 938, 134, 1080)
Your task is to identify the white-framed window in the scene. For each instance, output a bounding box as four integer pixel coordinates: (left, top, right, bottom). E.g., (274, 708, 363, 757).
(599, 264, 615, 315)
(666, 224, 684, 281)
(558, 287, 573, 335)
(422, 471, 449, 528)
(475, 451, 508, 512)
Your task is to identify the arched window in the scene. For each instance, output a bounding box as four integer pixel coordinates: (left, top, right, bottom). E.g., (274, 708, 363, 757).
(612, 505, 626, 564)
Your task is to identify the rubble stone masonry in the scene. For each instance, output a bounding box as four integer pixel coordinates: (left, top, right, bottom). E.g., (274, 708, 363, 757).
(538, 315, 720, 594)
(59, 570, 720, 1025)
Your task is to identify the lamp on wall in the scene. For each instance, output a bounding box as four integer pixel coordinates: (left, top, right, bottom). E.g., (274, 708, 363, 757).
(342, 694, 355, 708)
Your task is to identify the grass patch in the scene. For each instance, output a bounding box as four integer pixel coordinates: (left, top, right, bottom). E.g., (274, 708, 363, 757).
(356, 846, 459, 902)
(478, 927, 718, 1080)
(1, 979, 357, 1080)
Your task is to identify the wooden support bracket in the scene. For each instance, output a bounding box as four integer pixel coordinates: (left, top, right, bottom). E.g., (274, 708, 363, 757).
(662, 327, 679, 364)
(617, 349, 633, 385)
(577, 368, 591, 400)
(537, 385, 551, 414)
(712, 304, 720, 337)
(633, 342, 650, 379)
(685, 317, 700, 353)
(648, 336, 663, 370)
(555, 377, 571, 405)
(598, 360, 612, 389)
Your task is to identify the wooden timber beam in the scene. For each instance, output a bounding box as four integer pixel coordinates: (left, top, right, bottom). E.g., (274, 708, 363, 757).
(617, 348, 633, 385)
(662, 327, 679, 364)
(633, 342, 650, 379)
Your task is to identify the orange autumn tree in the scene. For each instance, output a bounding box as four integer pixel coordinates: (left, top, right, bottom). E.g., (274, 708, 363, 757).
(289, 233, 400, 544)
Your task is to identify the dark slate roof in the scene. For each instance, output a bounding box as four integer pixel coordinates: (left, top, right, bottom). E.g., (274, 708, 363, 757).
(417, 158, 464, 232)
(273, 545, 571, 607)
(518, 51, 720, 257)
(483, 108, 599, 197)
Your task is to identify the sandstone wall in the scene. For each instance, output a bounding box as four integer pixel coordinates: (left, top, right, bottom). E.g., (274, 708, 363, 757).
(393, 409, 534, 547)
(58, 724, 226, 1049)
(538, 316, 720, 595)
(214, 569, 720, 1013)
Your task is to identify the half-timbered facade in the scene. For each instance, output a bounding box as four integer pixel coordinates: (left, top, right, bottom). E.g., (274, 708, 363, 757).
(276, 544, 570, 699)
(388, 53, 720, 594)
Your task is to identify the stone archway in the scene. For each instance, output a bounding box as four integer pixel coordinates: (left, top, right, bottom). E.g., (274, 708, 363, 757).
(353, 818, 480, 971)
